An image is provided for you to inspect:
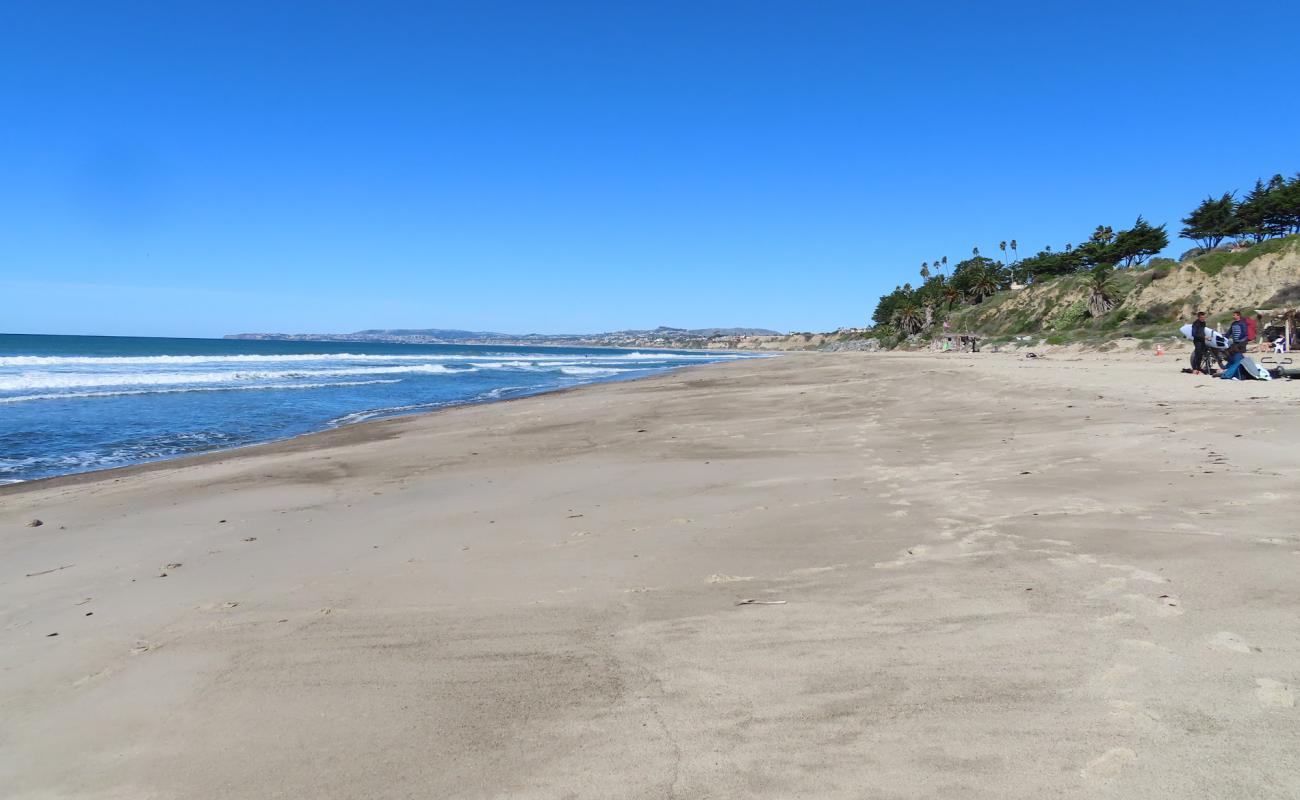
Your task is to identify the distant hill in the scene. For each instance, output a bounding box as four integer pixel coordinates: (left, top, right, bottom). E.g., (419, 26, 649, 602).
(225, 325, 782, 348)
(349, 328, 514, 340)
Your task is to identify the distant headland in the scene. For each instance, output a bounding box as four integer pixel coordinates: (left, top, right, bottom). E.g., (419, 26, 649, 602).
(225, 326, 782, 350)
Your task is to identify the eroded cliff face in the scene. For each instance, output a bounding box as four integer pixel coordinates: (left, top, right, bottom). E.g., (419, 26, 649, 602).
(945, 238, 1300, 336)
(1116, 245, 1300, 319)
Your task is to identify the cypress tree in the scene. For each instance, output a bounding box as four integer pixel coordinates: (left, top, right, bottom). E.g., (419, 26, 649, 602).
(1180, 193, 1238, 252)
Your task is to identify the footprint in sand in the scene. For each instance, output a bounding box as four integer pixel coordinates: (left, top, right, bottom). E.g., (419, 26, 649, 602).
(788, 564, 848, 576)
(708, 574, 754, 584)
(1126, 593, 1184, 617)
(874, 545, 930, 568)
(1081, 747, 1137, 780)
(1155, 594, 1184, 615)
(1095, 663, 1139, 684)
(1107, 701, 1167, 736)
(1102, 564, 1168, 584)
(1086, 577, 1133, 598)
(1207, 632, 1252, 654)
(1255, 679, 1295, 708)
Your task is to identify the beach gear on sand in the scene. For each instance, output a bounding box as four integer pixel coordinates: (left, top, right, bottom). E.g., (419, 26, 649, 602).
(1238, 357, 1273, 380)
(1259, 357, 1298, 379)
(1219, 352, 1273, 380)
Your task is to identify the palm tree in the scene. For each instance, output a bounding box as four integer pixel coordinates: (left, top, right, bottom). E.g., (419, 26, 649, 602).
(966, 266, 1001, 303)
(891, 303, 924, 335)
(1010, 239, 1018, 261)
(920, 262, 931, 281)
(999, 241, 1007, 263)
(941, 284, 961, 310)
(941, 255, 948, 275)
(1086, 266, 1118, 317)
(972, 246, 980, 258)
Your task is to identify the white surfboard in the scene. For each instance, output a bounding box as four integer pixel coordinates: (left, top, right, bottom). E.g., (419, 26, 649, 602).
(1179, 324, 1230, 349)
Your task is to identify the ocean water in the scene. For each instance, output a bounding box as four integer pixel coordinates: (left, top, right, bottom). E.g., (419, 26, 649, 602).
(0, 334, 753, 484)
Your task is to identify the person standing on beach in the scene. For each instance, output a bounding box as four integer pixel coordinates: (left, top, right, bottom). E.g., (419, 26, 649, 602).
(1190, 311, 1208, 374)
(1229, 311, 1249, 355)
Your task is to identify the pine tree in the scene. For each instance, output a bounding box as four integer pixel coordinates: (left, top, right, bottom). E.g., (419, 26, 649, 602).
(1235, 179, 1278, 242)
(1180, 193, 1239, 252)
(1112, 217, 1169, 267)
(1075, 225, 1116, 267)
(1268, 174, 1300, 236)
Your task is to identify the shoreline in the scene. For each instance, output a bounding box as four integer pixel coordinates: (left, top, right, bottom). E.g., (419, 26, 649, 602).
(0, 355, 758, 494)
(4, 351, 1298, 797)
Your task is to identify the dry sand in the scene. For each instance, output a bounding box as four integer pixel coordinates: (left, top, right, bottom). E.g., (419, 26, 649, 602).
(2, 352, 1298, 799)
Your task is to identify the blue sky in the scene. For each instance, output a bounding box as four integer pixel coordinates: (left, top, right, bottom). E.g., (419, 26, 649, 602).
(3, 0, 1298, 337)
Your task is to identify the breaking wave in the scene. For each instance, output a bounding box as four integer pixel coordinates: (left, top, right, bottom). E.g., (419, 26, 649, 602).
(0, 350, 751, 368)
(0, 380, 403, 405)
(0, 364, 462, 392)
(0, 336, 762, 482)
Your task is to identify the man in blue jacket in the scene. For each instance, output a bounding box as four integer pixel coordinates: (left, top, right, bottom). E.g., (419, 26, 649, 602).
(1218, 310, 1253, 380)
(1229, 311, 1249, 355)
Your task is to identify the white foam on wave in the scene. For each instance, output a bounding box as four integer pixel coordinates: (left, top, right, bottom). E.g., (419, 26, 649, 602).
(0, 379, 404, 404)
(0, 350, 758, 368)
(560, 366, 622, 376)
(0, 353, 474, 367)
(327, 402, 449, 427)
(614, 351, 750, 360)
(469, 360, 639, 373)
(0, 364, 467, 392)
(325, 384, 533, 427)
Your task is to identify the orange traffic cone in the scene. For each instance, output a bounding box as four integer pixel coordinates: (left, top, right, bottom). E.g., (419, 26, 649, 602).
(1155, 344, 1164, 356)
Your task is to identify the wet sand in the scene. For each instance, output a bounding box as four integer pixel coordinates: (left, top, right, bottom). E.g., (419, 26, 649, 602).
(3, 352, 1298, 798)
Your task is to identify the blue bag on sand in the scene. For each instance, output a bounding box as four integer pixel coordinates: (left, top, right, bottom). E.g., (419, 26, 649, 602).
(1220, 352, 1244, 380)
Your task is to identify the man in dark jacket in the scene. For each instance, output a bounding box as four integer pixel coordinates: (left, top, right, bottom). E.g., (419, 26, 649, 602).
(1229, 311, 1249, 355)
(1191, 311, 1209, 374)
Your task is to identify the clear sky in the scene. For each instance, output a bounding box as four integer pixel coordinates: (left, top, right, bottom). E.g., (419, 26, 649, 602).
(3, 0, 1298, 338)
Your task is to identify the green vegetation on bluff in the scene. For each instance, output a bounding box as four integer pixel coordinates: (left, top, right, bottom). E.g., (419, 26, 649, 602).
(944, 234, 1299, 348)
(870, 171, 1300, 346)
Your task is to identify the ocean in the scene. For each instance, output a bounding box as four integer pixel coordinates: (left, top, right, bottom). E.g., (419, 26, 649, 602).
(0, 334, 753, 484)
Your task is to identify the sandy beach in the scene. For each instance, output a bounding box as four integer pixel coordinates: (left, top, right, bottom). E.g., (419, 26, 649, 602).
(2, 352, 1298, 799)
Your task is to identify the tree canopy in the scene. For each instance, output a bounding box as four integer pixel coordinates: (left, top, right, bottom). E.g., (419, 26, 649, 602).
(1179, 192, 1238, 251)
